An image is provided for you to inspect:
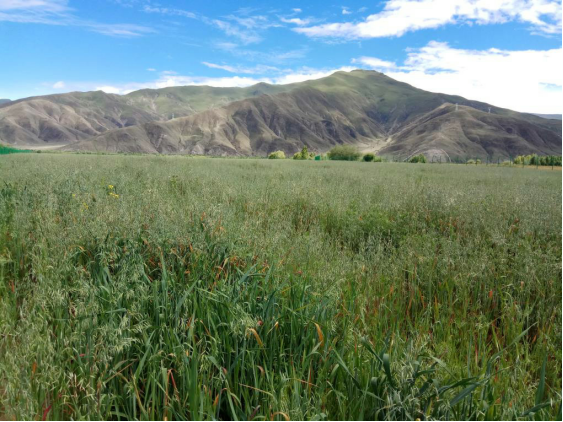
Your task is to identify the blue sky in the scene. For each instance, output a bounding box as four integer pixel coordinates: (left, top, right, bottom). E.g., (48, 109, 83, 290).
(0, 0, 561, 112)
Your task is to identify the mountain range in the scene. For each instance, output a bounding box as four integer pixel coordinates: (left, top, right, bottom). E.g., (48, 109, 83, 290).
(0, 70, 560, 160)
(532, 114, 562, 120)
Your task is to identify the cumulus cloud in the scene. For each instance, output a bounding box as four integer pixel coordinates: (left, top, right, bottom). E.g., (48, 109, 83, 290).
(52, 80, 65, 89)
(296, 0, 562, 39)
(342, 7, 352, 15)
(352, 57, 397, 70)
(355, 42, 562, 113)
(95, 85, 123, 94)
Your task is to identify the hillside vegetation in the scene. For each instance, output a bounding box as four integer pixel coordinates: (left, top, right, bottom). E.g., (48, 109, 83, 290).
(0, 155, 561, 420)
(1, 71, 560, 159)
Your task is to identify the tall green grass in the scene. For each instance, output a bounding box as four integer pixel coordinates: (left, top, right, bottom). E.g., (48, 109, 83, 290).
(0, 155, 561, 420)
(0, 144, 32, 155)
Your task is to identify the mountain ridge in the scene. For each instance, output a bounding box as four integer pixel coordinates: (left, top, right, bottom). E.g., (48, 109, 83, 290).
(532, 113, 562, 120)
(1, 70, 560, 159)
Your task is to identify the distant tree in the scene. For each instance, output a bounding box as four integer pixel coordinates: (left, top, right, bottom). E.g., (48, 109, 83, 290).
(515, 155, 561, 166)
(363, 153, 375, 162)
(293, 146, 315, 160)
(328, 145, 362, 161)
(514, 156, 524, 165)
(362, 153, 382, 162)
(409, 154, 427, 163)
(268, 151, 286, 159)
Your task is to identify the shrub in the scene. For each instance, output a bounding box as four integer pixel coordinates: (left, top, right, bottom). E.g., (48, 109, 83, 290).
(409, 154, 427, 163)
(466, 159, 481, 164)
(268, 150, 286, 159)
(362, 153, 383, 162)
(293, 146, 314, 160)
(328, 145, 362, 161)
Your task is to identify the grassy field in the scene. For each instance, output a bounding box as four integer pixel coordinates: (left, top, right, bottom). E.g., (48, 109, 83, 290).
(0, 154, 561, 420)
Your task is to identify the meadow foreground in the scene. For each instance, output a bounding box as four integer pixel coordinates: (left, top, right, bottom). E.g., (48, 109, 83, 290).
(0, 154, 561, 420)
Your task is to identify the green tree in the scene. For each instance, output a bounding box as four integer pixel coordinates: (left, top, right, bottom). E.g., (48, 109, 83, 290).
(328, 145, 362, 161)
(293, 146, 314, 160)
(409, 154, 427, 163)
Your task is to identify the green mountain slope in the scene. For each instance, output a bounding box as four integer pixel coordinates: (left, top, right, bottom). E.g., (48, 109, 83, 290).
(64, 70, 562, 159)
(124, 83, 288, 118)
(0, 85, 290, 146)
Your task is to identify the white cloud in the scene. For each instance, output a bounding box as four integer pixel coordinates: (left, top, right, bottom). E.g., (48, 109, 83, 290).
(272, 67, 356, 84)
(352, 57, 397, 70)
(143, 5, 277, 45)
(52, 80, 65, 89)
(212, 43, 308, 64)
(84, 22, 153, 37)
(202, 62, 279, 74)
(292, 8, 302, 13)
(280, 17, 312, 26)
(147, 68, 156, 72)
(212, 19, 262, 44)
(342, 7, 352, 15)
(0, 0, 67, 12)
(296, 0, 562, 39)
(0, 0, 154, 37)
(202, 62, 238, 73)
(226, 14, 280, 29)
(142, 5, 196, 19)
(356, 42, 562, 113)
(95, 85, 123, 94)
